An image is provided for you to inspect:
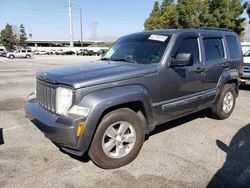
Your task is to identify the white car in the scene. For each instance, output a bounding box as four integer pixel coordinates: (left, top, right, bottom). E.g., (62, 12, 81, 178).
(34, 50, 48, 55)
(6, 49, 33, 59)
(241, 50, 250, 85)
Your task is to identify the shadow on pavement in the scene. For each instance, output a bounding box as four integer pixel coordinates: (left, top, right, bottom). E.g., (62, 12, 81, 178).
(0, 128, 4, 145)
(207, 124, 250, 188)
(240, 85, 250, 91)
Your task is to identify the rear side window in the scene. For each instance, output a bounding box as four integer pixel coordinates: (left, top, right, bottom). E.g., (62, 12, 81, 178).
(21, 50, 26, 53)
(226, 35, 240, 59)
(175, 38, 200, 63)
(27, 50, 31, 52)
(204, 38, 224, 61)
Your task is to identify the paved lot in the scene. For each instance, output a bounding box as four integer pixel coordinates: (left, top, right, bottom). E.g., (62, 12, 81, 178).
(0, 55, 250, 188)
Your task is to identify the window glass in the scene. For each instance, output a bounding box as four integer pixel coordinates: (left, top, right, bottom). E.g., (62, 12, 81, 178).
(27, 50, 31, 52)
(225, 36, 240, 59)
(204, 38, 224, 61)
(175, 38, 199, 63)
(21, 50, 26, 53)
(244, 50, 250, 57)
(102, 34, 171, 64)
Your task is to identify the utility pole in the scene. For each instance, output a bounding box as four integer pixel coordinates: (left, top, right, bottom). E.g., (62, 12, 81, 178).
(80, 8, 83, 47)
(68, 0, 74, 48)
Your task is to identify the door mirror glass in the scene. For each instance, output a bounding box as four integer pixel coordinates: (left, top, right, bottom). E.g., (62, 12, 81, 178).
(171, 53, 193, 67)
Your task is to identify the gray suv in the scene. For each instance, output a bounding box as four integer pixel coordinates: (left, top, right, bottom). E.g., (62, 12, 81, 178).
(25, 28, 242, 169)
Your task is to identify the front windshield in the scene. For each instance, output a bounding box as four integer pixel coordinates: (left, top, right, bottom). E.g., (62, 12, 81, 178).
(102, 33, 171, 64)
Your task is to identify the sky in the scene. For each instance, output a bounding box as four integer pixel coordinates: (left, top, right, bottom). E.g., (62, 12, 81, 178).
(0, 0, 249, 41)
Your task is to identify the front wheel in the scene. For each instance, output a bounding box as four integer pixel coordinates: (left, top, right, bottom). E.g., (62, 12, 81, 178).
(25, 54, 31, 59)
(9, 55, 14, 59)
(210, 84, 236, 120)
(89, 108, 145, 169)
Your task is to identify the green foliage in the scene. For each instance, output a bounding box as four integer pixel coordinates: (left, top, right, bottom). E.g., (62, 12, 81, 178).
(145, 0, 247, 37)
(177, 0, 210, 28)
(90, 42, 113, 47)
(19, 24, 27, 48)
(0, 24, 15, 50)
(160, 0, 178, 29)
(144, 2, 162, 30)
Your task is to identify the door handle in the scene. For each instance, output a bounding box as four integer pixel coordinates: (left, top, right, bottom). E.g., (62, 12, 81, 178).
(222, 63, 229, 68)
(195, 67, 205, 73)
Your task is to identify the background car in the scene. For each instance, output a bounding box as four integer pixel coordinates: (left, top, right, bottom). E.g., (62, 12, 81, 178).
(0, 48, 7, 57)
(55, 49, 64, 55)
(34, 50, 48, 55)
(77, 49, 96, 56)
(6, 49, 33, 59)
(63, 50, 75, 55)
(241, 50, 250, 85)
(96, 49, 108, 56)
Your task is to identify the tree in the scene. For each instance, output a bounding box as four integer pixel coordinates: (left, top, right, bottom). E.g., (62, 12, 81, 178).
(0, 24, 15, 50)
(160, 0, 178, 29)
(19, 24, 27, 48)
(208, 0, 246, 37)
(144, 2, 162, 30)
(177, 0, 210, 28)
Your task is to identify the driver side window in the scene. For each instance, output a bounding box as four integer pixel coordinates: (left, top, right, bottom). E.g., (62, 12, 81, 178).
(175, 38, 200, 64)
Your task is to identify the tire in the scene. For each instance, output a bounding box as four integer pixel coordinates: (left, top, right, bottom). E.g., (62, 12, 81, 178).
(210, 84, 236, 120)
(9, 55, 14, 59)
(25, 54, 31, 59)
(89, 108, 145, 169)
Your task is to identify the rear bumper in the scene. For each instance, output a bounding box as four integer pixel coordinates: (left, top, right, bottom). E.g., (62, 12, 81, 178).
(25, 99, 88, 156)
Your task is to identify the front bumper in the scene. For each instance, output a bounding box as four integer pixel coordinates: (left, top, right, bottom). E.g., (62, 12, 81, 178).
(25, 98, 88, 156)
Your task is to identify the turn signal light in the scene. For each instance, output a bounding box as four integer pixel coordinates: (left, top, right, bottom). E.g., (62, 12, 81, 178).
(76, 121, 85, 137)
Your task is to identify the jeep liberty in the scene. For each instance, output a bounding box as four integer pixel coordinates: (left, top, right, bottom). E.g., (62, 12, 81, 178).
(25, 28, 242, 169)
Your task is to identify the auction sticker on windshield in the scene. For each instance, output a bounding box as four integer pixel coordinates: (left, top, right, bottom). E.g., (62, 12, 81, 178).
(148, 34, 168, 42)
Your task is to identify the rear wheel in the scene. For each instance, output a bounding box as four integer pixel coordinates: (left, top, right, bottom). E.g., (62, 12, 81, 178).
(25, 54, 31, 59)
(9, 55, 14, 59)
(89, 108, 145, 169)
(210, 84, 236, 119)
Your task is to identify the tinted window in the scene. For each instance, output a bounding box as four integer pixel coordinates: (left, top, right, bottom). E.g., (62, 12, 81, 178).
(175, 38, 199, 63)
(204, 38, 224, 61)
(21, 50, 26, 53)
(27, 50, 31, 52)
(226, 36, 240, 59)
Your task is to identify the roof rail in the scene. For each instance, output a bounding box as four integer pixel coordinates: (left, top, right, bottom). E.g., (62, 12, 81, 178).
(192, 27, 232, 32)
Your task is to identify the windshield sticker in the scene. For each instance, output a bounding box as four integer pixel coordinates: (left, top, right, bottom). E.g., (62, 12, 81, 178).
(148, 34, 168, 42)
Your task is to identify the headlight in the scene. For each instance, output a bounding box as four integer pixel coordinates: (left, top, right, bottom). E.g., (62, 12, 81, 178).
(67, 106, 90, 117)
(56, 87, 73, 115)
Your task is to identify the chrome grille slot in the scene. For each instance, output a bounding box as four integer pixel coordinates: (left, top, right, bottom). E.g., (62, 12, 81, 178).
(36, 79, 56, 113)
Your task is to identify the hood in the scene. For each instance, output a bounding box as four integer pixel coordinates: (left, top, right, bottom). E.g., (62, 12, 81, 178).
(37, 61, 159, 89)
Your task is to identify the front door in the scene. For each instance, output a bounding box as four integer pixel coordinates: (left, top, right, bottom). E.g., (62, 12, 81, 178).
(155, 33, 205, 122)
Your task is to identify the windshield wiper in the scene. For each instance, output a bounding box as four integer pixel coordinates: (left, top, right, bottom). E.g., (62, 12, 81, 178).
(111, 58, 138, 64)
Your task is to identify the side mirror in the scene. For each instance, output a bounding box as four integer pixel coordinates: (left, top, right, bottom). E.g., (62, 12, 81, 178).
(171, 53, 193, 67)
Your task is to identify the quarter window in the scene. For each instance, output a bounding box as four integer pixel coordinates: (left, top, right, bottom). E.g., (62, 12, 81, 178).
(226, 36, 240, 59)
(204, 38, 224, 61)
(175, 38, 200, 64)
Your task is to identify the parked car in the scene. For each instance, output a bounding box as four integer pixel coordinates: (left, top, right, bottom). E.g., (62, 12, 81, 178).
(34, 50, 48, 55)
(55, 49, 64, 55)
(77, 49, 96, 56)
(240, 50, 250, 85)
(6, 49, 33, 59)
(0, 48, 7, 57)
(96, 49, 108, 56)
(63, 50, 75, 55)
(25, 28, 242, 169)
(48, 49, 57, 55)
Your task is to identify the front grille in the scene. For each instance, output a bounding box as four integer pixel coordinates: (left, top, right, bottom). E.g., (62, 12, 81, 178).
(36, 79, 56, 113)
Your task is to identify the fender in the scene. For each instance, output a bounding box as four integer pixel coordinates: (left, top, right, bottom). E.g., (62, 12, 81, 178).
(214, 69, 240, 103)
(75, 85, 153, 151)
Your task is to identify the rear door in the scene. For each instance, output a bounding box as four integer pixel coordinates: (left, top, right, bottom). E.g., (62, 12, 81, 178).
(201, 35, 227, 106)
